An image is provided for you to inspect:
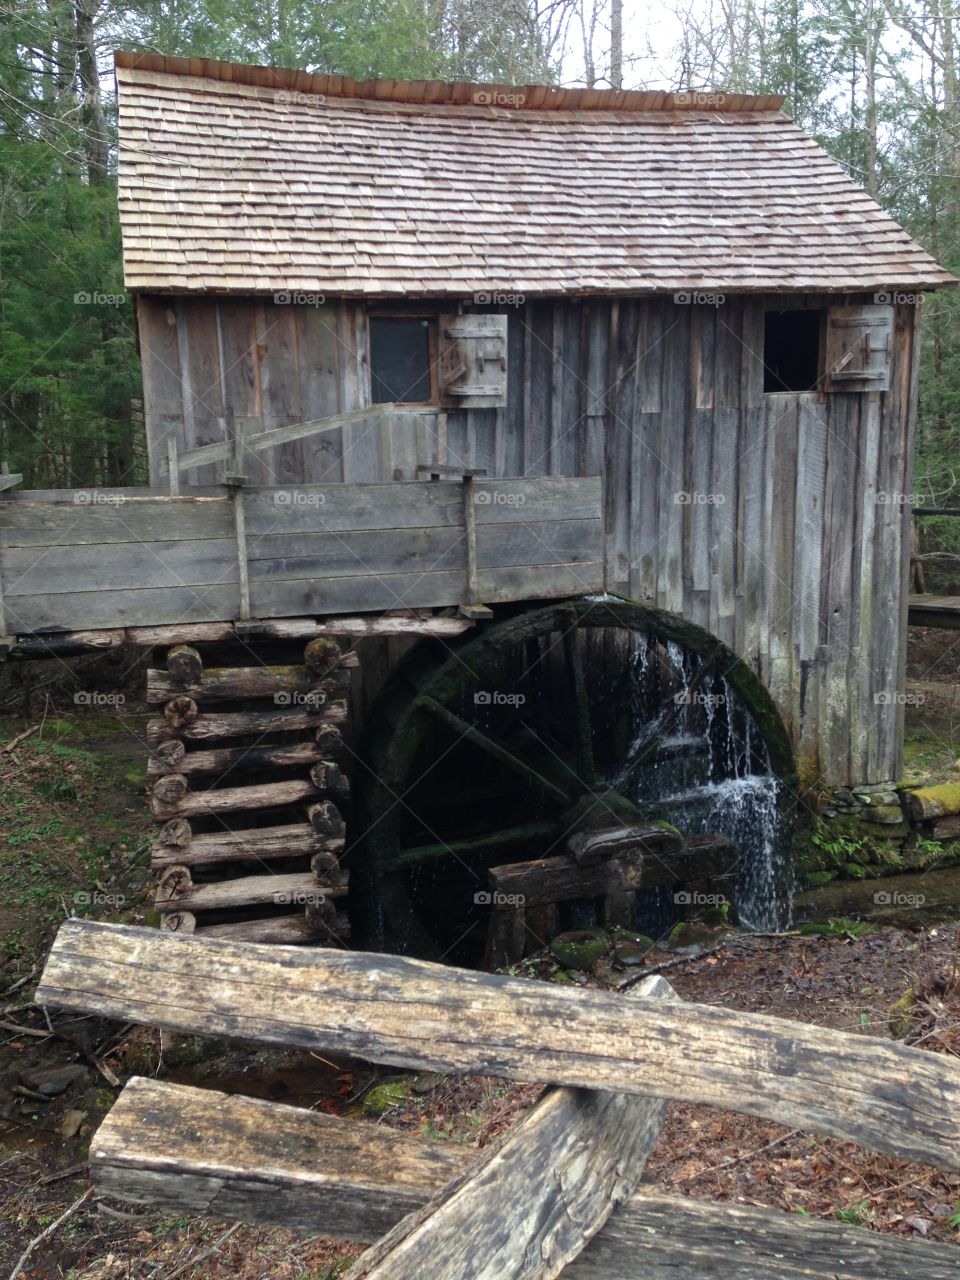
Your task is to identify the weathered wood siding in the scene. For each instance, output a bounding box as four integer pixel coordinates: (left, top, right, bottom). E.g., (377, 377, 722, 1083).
(135, 292, 920, 786)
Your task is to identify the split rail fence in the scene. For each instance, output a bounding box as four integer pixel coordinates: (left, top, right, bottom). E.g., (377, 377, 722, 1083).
(35, 920, 960, 1279)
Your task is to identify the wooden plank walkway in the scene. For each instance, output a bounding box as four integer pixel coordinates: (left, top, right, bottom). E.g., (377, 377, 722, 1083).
(909, 594, 960, 629)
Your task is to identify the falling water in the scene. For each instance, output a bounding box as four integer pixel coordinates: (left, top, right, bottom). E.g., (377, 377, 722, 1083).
(614, 634, 792, 931)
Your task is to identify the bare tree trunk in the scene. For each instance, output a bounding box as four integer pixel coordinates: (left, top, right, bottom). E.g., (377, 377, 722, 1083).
(864, 0, 879, 196)
(75, 0, 109, 184)
(610, 0, 623, 88)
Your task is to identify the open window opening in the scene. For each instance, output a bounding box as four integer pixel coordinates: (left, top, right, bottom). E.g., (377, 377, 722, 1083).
(763, 310, 821, 393)
(369, 316, 436, 403)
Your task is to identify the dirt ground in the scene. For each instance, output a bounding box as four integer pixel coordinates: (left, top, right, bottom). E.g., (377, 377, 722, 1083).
(1, 632, 960, 1276)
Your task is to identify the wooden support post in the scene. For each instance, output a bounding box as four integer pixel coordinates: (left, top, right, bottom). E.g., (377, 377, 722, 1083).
(462, 474, 480, 604)
(437, 410, 448, 467)
(349, 975, 674, 1280)
(166, 438, 180, 496)
(483, 900, 527, 970)
(230, 483, 251, 622)
(226, 411, 251, 620)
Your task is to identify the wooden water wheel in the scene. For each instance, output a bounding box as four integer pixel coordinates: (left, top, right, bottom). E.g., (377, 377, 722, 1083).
(356, 598, 793, 963)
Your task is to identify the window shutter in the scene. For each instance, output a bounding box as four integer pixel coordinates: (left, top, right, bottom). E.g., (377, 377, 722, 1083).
(824, 304, 893, 391)
(438, 315, 508, 408)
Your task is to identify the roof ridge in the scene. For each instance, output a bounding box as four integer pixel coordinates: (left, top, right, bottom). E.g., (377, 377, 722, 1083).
(113, 50, 787, 114)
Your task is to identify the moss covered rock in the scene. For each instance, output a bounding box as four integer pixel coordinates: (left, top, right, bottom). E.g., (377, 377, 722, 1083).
(905, 782, 960, 820)
(803, 869, 839, 887)
(861, 805, 907, 825)
(363, 1079, 412, 1117)
(888, 988, 915, 1041)
(549, 928, 611, 970)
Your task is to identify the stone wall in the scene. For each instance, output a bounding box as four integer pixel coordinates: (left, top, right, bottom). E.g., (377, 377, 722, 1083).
(796, 781, 960, 888)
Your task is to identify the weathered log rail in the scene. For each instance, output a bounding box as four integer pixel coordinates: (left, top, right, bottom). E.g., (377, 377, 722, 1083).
(94, 1079, 960, 1280)
(36, 920, 960, 1280)
(37, 921, 960, 1169)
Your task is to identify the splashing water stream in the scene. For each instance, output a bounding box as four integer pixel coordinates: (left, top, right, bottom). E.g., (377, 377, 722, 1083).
(614, 636, 792, 930)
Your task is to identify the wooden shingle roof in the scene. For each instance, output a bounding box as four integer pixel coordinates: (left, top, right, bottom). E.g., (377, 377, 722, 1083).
(115, 52, 955, 296)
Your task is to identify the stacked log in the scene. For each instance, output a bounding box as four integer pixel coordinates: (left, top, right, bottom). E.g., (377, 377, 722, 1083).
(146, 640, 355, 945)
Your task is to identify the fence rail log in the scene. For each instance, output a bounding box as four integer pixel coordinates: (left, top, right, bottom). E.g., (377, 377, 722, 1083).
(35, 921, 960, 1171)
(348, 974, 673, 1280)
(92, 1077, 960, 1280)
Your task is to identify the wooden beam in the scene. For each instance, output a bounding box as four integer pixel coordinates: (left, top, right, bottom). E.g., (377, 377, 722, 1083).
(418, 697, 570, 804)
(155, 867, 345, 913)
(160, 404, 401, 473)
(150, 776, 319, 820)
(394, 821, 558, 869)
(92, 1077, 960, 1280)
(907, 595, 960, 630)
(349, 974, 673, 1280)
(573, 1190, 960, 1280)
(36, 921, 960, 1171)
(147, 739, 327, 780)
(197, 913, 350, 944)
(147, 665, 330, 704)
(151, 821, 340, 869)
(146, 702, 348, 744)
(7, 615, 471, 656)
(0, 463, 23, 493)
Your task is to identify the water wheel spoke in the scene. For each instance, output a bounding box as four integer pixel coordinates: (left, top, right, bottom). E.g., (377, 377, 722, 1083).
(394, 820, 559, 869)
(417, 696, 572, 805)
(563, 626, 596, 786)
(620, 656, 717, 781)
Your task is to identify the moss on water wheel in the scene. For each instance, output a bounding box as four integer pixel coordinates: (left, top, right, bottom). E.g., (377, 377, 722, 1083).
(354, 597, 794, 963)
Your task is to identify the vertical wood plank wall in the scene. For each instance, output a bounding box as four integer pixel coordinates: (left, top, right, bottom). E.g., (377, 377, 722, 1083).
(137, 294, 920, 786)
